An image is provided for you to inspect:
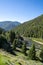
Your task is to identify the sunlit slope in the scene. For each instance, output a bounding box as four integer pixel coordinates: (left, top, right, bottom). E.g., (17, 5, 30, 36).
(0, 49, 43, 65)
(13, 14, 43, 38)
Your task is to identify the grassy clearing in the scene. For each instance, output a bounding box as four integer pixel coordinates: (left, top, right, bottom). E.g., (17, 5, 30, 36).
(0, 49, 43, 65)
(24, 37, 43, 43)
(0, 54, 9, 65)
(31, 38, 43, 45)
(32, 38, 43, 42)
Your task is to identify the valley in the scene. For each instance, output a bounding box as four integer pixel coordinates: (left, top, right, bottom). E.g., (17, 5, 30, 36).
(0, 0, 43, 65)
(0, 15, 43, 65)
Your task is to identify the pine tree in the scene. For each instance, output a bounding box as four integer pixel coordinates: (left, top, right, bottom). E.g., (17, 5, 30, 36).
(40, 46, 43, 62)
(9, 31, 15, 43)
(29, 43, 36, 60)
(22, 42, 26, 55)
(13, 39, 17, 50)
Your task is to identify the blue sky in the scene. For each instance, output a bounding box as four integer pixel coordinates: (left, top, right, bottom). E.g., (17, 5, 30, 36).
(0, 0, 43, 23)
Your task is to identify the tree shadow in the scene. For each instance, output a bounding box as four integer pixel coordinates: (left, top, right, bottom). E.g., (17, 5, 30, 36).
(18, 62, 22, 65)
(16, 49, 21, 53)
(10, 51, 17, 56)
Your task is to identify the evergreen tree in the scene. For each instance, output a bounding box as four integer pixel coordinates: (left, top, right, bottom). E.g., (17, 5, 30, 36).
(13, 39, 17, 50)
(22, 42, 26, 55)
(29, 43, 36, 60)
(9, 31, 15, 43)
(40, 46, 43, 62)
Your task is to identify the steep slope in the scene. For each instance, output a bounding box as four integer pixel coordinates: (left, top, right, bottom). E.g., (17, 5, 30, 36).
(13, 14, 43, 38)
(0, 21, 20, 31)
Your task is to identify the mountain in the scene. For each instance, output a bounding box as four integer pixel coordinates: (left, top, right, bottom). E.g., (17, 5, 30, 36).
(13, 14, 43, 38)
(0, 21, 20, 30)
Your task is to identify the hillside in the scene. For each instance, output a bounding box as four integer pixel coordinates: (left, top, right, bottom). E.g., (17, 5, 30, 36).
(13, 14, 43, 38)
(0, 49, 43, 65)
(0, 21, 20, 31)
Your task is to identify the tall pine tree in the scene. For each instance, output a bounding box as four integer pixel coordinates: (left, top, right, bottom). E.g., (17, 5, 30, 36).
(40, 46, 43, 62)
(28, 43, 36, 60)
(13, 39, 17, 50)
(22, 41, 26, 55)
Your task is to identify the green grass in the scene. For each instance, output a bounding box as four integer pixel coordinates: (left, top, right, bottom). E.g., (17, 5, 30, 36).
(0, 49, 43, 65)
(24, 37, 43, 45)
(0, 54, 9, 65)
(31, 38, 43, 44)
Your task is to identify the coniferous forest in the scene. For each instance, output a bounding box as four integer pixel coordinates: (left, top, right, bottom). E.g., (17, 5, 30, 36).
(13, 15, 43, 38)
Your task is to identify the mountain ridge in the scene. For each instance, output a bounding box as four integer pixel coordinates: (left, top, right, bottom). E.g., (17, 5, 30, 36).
(0, 21, 21, 31)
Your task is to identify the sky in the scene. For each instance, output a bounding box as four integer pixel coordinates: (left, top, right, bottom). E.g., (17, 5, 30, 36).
(0, 0, 43, 23)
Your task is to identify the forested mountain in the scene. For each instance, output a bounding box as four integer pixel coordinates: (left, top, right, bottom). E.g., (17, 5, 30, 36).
(0, 21, 20, 31)
(13, 14, 43, 38)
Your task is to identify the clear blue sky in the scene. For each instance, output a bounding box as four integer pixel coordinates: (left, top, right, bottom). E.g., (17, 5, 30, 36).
(0, 0, 43, 23)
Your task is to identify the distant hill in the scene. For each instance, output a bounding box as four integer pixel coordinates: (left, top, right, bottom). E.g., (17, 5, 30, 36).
(13, 14, 43, 38)
(0, 21, 20, 31)
(0, 28, 5, 34)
